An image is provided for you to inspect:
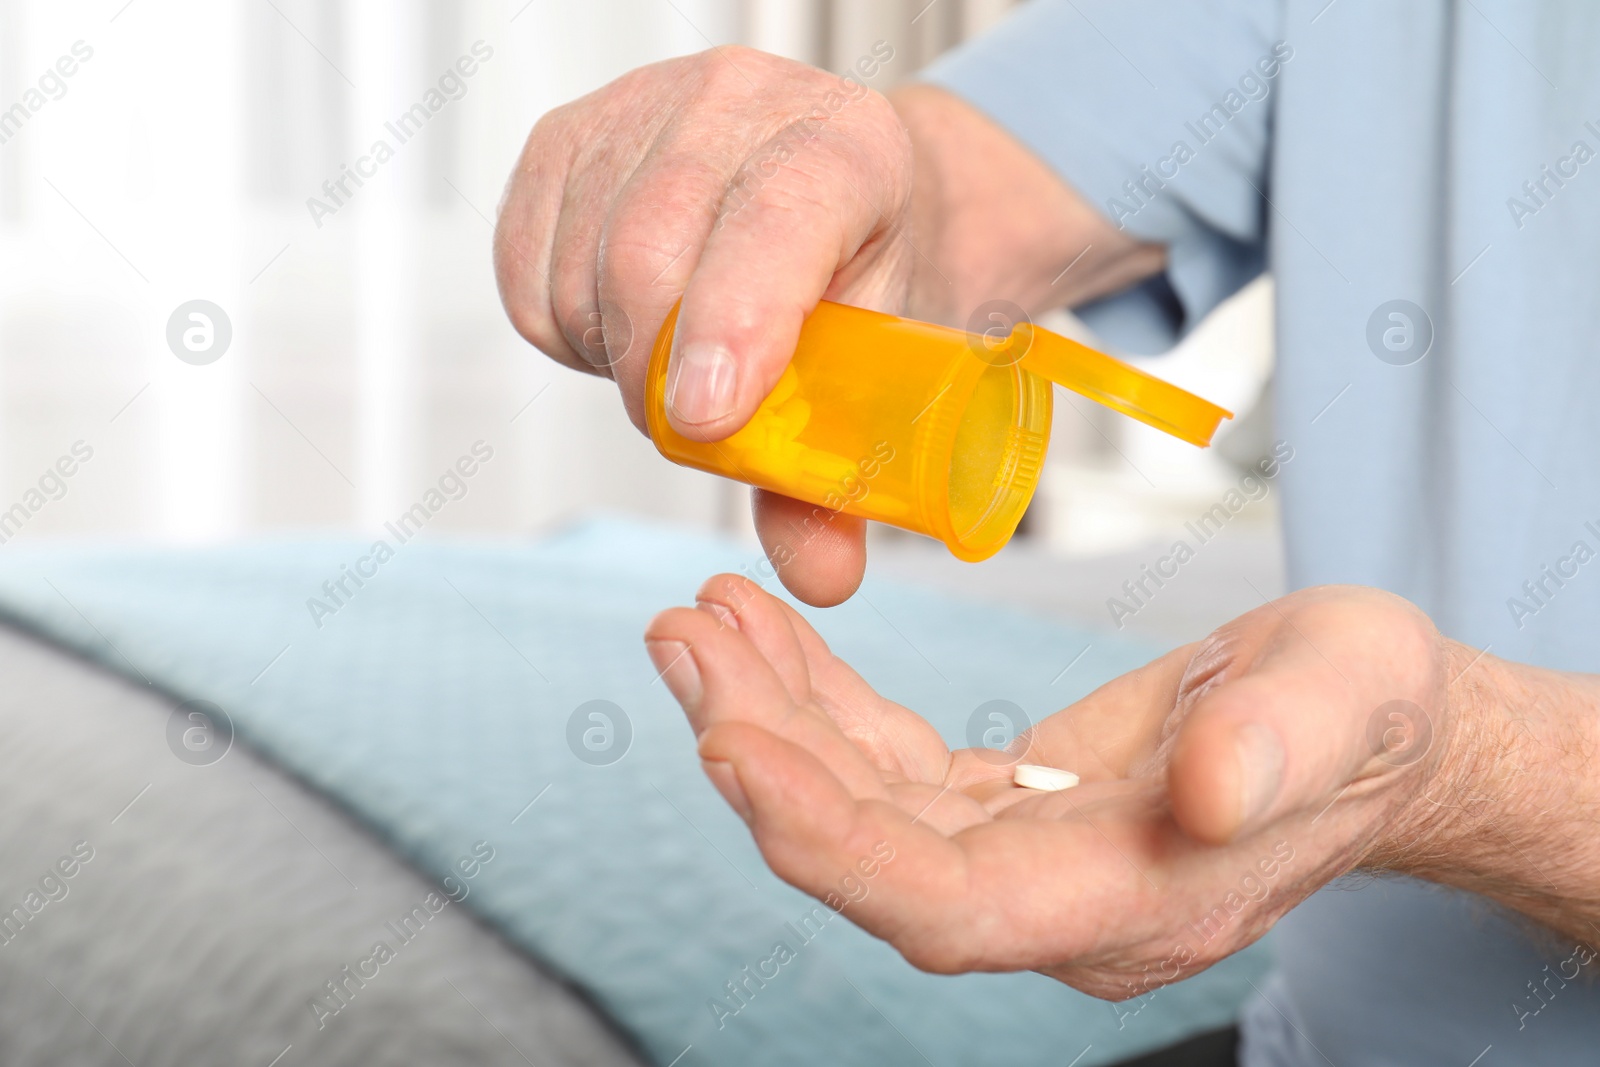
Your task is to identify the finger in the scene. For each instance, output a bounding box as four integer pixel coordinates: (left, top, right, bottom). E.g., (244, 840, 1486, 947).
(1167, 591, 1442, 844)
(766, 587, 834, 662)
(752, 489, 867, 608)
(548, 172, 629, 377)
(696, 720, 978, 965)
(645, 606, 888, 799)
(711, 568, 952, 784)
(664, 105, 911, 440)
(501, 57, 714, 386)
(768, 587, 893, 720)
(596, 149, 728, 432)
(494, 109, 591, 375)
(702, 720, 1163, 974)
(694, 573, 811, 704)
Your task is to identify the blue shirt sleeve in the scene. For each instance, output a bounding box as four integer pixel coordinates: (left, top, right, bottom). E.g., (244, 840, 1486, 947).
(919, 0, 1286, 353)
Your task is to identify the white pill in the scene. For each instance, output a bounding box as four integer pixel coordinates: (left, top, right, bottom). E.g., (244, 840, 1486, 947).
(1013, 764, 1080, 792)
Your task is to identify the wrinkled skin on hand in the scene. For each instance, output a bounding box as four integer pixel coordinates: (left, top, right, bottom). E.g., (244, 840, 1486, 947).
(496, 47, 916, 606)
(647, 575, 1462, 999)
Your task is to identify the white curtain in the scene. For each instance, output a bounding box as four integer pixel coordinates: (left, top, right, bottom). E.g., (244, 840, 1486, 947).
(0, 0, 1275, 559)
(0, 0, 1022, 544)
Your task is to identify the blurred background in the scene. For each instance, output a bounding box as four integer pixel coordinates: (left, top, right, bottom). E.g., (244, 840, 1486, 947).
(0, 0, 1274, 558)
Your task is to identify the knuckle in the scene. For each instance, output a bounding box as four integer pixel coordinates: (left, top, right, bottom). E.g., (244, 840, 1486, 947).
(699, 572, 763, 610)
(601, 160, 725, 294)
(692, 46, 750, 98)
(747, 171, 843, 223)
(899, 940, 971, 976)
(503, 298, 554, 352)
(512, 105, 578, 191)
(548, 293, 598, 366)
(721, 123, 907, 235)
(715, 43, 761, 69)
(547, 228, 597, 316)
(549, 276, 636, 375)
(496, 251, 557, 349)
(1089, 974, 1154, 1002)
(498, 266, 588, 374)
(688, 296, 773, 357)
(526, 102, 568, 148)
(493, 220, 545, 295)
(599, 225, 691, 296)
(895, 927, 978, 976)
(692, 44, 807, 102)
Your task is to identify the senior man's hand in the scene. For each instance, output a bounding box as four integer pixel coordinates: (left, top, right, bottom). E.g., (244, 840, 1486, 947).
(495, 47, 1164, 607)
(642, 574, 1600, 998)
(495, 48, 915, 608)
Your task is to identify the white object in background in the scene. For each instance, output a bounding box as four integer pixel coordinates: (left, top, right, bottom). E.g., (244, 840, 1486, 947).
(349, 0, 424, 533)
(1036, 278, 1279, 557)
(123, 0, 247, 541)
(749, 0, 822, 64)
(961, 0, 1017, 37)
(0, 0, 1025, 546)
(829, 0, 906, 78)
(1013, 764, 1080, 792)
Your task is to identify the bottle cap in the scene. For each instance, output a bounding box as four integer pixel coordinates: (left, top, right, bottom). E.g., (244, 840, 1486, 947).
(1006, 324, 1231, 448)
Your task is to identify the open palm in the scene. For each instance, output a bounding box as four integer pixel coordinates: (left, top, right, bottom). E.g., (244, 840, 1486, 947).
(645, 573, 1452, 999)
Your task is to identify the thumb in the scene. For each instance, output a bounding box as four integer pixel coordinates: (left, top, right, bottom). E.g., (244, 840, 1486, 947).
(1166, 589, 1446, 846)
(1166, 658, 1437, 845)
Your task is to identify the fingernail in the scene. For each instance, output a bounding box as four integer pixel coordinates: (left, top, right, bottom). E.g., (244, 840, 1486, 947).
(665, 342, 737, 426)
(647, 640, 701, 708)
(702, 759, 754, 824)
(696, 600, 740, 631)
(1235, 722, 1284, 828)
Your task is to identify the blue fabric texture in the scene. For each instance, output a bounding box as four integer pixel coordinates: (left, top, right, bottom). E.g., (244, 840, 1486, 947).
(0, 518, 1267, 1067)
(924, 1, 1600, 1062)
(924, 0, 1280, 354)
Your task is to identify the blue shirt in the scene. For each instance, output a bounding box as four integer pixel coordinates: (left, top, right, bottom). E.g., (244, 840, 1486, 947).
(925, 1, 1600, 1062)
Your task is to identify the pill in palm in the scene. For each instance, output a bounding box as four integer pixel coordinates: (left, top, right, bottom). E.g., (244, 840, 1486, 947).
(1013, 764, 1080, 791)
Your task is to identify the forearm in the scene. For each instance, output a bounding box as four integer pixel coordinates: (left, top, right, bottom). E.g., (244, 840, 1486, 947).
(889, 83, 1164, 327)
(1393, 642, 1600, 945)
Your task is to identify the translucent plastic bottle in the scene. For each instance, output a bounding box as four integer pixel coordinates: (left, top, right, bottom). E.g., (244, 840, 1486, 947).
(646, 300, 1230, 562)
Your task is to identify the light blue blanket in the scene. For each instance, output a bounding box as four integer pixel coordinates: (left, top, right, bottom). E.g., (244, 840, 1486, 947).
(0, 517, 1267, 1066)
